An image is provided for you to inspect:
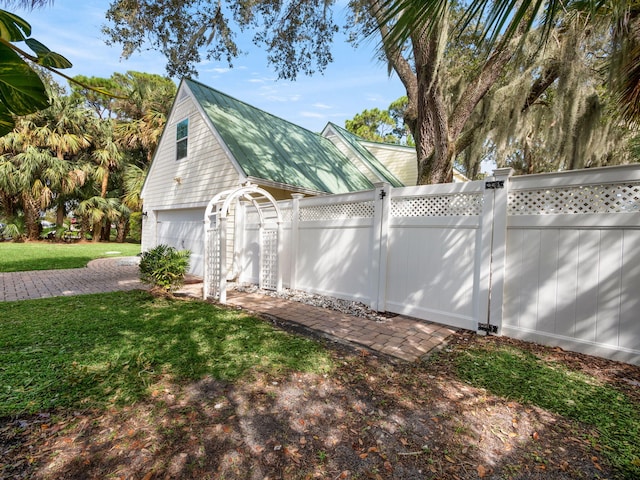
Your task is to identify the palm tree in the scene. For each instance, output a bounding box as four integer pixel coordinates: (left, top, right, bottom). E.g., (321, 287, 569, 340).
(0, 145, 55, 240)
(112, 72, 175, 166)
(33, 92, 92, 229)
(0, 88, 93, 240)
(115, 109, 167, 164)
(76, 195, 121, 242)
(80, 119, 123, 241)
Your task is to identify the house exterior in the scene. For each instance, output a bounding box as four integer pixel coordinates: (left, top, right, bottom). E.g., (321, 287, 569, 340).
(141, 79, 392, 276)
(321, 122, 468, 185)
(142, 79, 469, 277)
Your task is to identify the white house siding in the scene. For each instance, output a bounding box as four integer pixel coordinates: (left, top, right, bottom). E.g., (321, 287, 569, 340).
(362, 144, 418, 185)
(142, 97, 240, 209)
(362, 144, 468, 184)
(141, 93, 242, 276)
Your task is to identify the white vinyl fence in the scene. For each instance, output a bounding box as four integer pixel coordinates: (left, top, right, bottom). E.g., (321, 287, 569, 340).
(235, 165, 640, 365)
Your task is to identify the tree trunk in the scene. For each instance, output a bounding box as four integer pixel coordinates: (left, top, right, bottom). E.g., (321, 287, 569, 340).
(1, 192, 16, 218)
(410, 24, 453, 184)
(101, 223, 111, 241)
(101, 171, 109, 198)
(116, 216, 129, 243)
(56, 204, 65, 228)
(370, 0, 528, 184)
(55, 203, 65, 239)
(22, 193, 40, 241)
(92, 220, 102, 242)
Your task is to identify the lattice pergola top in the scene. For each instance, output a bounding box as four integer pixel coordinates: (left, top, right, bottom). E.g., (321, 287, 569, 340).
(204, 184, 282, 226)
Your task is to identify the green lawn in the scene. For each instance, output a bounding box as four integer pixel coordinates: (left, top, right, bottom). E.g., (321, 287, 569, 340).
(0, 291, 333, 415)
(1, 291, 638, 477)
(455, 343, 640, 478)
(0, 242, 141, 272)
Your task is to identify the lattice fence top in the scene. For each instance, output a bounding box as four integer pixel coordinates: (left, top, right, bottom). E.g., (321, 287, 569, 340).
(509, 182, 640, 215)
(279, 207, 293, 222)
(244, 206, 283, 224)
(391, 193, 484, 217)
(299, 201, 375, 221)
(205, 224, 220, 300)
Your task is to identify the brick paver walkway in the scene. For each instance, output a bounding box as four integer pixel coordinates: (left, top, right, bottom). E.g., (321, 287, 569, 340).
(0, 256, 145, 301)
(1, 258, 457, 361)
(223, 291, 456, 362)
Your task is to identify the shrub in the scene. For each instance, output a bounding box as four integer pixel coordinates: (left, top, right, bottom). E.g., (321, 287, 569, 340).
(139, 244, 190, 292)
(129, 212, 142, 242)
(1, 216, 25, 242)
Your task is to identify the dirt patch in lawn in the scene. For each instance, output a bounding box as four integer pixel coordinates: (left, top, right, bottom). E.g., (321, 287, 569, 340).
(2, 330, 638, 479)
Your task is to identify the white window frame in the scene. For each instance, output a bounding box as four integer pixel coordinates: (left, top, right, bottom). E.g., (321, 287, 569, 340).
(176, 118, 189, 160)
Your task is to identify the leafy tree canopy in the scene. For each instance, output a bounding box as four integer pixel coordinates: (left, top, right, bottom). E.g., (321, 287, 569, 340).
(345, 107, 395, 143)
(345, 97, 415, 146)
(103, 0, 340, 80)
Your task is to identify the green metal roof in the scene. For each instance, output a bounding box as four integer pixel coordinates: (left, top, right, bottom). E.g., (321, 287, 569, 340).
(326, 122, 404, 188)
(185, 79, 374, 194)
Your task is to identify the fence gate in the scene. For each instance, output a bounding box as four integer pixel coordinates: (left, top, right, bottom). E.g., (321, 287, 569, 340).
(204, 184, 282, 303)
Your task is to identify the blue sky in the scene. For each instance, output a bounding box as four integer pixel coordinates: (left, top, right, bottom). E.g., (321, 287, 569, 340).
(17, 0, 407, 133)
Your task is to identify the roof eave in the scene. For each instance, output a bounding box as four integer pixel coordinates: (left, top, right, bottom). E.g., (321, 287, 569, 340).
(246, 176, 329, 196)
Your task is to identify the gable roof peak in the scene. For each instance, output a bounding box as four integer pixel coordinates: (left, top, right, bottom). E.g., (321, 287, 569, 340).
(182, 78, 374, 194)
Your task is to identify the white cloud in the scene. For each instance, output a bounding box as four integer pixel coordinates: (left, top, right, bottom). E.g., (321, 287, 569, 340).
(265, 94, 301, 102)
(312, 103, 333, 109)
(300, 111, 326, 119)
(257, 85, 301, 102)
(366, 94, 385, 103)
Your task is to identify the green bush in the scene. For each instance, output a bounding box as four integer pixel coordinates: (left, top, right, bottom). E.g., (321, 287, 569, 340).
(1, 216, 25, 241)
(139, 244, 190, 292)
(129, 211, 142, 242)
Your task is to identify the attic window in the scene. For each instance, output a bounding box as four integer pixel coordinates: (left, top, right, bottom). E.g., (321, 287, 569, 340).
(176, 118, 189, 160)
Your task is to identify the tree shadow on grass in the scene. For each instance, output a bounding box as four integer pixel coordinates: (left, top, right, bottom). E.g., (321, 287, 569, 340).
(2, 325, 634, 479)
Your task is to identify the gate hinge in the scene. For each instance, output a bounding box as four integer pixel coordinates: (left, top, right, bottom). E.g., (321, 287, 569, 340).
(379, 189, 387, 200)
(485, 180, 505, 189)
(478, 323, 498, 334)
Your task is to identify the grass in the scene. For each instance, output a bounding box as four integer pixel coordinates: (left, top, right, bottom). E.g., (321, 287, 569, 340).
(0, 291, 333, 415)
(0, 241, 141, 272)
(454, 343, 640, 478)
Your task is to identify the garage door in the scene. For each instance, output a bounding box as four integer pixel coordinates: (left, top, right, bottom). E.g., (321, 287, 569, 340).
(156, 208, 205, 277)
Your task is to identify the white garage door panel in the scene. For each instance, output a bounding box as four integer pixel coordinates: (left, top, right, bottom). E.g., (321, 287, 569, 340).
(157, 208, 205, 277)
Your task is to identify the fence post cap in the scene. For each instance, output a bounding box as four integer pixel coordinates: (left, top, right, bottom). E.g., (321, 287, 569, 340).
(492, 167, 514, 178)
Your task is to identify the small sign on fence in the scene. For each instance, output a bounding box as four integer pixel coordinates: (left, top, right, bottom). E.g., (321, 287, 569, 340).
(485, 180, 505, 189)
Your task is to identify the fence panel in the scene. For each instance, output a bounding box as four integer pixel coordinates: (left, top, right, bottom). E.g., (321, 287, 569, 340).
(502, 166, 640, 364)
(293, 191, 376, 302)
